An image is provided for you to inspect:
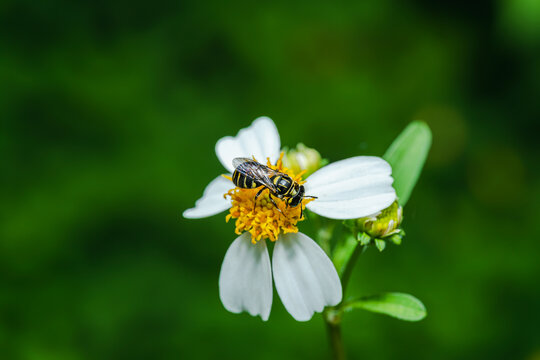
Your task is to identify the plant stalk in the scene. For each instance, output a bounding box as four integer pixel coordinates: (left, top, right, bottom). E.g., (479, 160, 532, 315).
(323, 241, 367, 359)
(340, 243, 366, 295)
(325, 313, 346, 360)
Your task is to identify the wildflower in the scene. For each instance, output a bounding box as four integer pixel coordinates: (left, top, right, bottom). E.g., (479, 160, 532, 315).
(183, 117, 396, 321)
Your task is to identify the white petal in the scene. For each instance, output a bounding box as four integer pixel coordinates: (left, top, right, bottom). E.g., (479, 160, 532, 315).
(273, 232, 342, 322)
(219, 233, 273, 321)
(305, 156, 396, 219)
(215, 116, 281, 173)
(182, 176, 233, 219)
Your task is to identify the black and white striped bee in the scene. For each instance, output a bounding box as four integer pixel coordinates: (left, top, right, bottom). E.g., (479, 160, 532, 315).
(232, 157, 317, 218)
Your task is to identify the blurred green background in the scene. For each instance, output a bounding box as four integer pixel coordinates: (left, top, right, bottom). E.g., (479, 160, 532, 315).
(1, 0, 539, 359)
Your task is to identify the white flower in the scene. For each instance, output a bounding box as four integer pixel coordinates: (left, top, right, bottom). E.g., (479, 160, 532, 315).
(183, 117, 396, 321)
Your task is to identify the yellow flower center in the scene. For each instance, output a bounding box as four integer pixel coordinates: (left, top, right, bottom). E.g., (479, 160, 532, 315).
(223, 153, 314, 243)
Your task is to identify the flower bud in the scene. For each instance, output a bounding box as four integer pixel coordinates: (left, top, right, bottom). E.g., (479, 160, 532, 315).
(282, 143, 326, 177)
(356, 201, 403, 239)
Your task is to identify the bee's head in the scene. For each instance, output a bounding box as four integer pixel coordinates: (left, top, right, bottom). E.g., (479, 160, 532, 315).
(287, 185, 305, 208)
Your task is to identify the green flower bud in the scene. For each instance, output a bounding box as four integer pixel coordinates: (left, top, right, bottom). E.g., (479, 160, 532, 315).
(282, 143, 327, 177)
(356, 201, 403, 239)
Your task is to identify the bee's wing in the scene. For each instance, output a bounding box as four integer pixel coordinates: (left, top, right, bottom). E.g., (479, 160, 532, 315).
(232, 157, 253, 169)
(233, 159, 279, 192)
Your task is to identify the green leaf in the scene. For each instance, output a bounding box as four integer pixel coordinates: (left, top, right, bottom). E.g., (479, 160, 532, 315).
(343, 292, 427, 321)
(384, 121, 432, 206)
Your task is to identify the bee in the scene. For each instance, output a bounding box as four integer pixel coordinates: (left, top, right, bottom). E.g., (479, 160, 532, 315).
(232, 157, 317, 218)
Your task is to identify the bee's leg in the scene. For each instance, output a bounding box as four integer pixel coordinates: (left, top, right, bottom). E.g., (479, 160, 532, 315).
(253, 187, 266, 211)
(268, 194, 282, 213)
(300, 205, 303, 220)
(304, 195, 318, 199)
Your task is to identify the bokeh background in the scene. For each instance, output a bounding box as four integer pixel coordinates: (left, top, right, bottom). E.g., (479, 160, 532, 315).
(1, 0, 539, 359)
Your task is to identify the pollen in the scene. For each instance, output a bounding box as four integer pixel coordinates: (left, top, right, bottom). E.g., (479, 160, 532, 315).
(224, 153, 314, 243)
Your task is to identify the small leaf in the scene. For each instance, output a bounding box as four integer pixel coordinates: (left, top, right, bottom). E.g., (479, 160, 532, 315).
(344, 292, 427, 321)
(384, 121, 432, 206)
(374, 239, 386, 252)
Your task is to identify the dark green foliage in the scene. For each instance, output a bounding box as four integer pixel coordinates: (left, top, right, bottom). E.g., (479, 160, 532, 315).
(1, 0, 539, 359)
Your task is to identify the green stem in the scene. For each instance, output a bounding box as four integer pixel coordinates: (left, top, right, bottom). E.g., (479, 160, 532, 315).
(323, 242, 367, 360)
(340, 243, 366, 296)
(324, 309, 346, 360)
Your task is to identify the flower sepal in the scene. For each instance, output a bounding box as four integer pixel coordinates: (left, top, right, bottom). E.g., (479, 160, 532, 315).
(353, 228, 405, 252)
(357, 232, 371, 246)
(388, 229, 405, 245)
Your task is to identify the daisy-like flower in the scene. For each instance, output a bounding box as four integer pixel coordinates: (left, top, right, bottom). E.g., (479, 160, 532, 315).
(183, 117, 396, 321)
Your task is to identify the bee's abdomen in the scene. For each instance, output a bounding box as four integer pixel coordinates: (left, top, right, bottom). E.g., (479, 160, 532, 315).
(233, 170, 259, 189)
(271, 175, 293, 195)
